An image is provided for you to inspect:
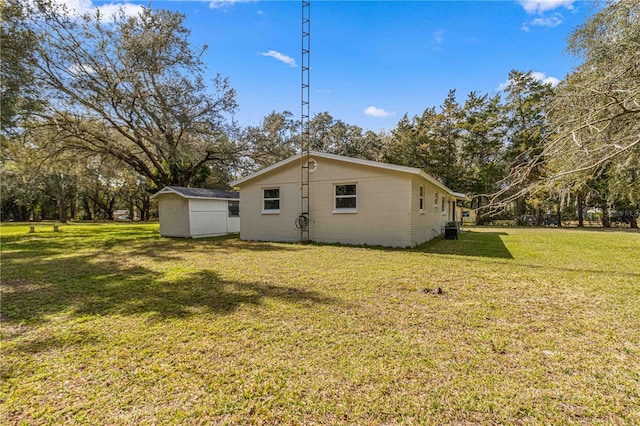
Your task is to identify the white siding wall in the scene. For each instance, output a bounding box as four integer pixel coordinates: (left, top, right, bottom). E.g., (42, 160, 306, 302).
(238, 157, 413, 247)
(308, 159, 411, 247)
(189, 199, 235, 238)
(237, 156, 461, 247)
(158, 195, 190, 237)
(408, 178, 453, 246)
(227, 210, 240, 234)
(239, 168, 301, 243)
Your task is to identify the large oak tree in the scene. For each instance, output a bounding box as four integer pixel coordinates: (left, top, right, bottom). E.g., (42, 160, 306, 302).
(24, 0, 239, 190)
(494, 0, 639, 221)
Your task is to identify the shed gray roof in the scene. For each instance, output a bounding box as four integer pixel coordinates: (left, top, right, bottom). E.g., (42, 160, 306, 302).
(151, 186, 239, 200)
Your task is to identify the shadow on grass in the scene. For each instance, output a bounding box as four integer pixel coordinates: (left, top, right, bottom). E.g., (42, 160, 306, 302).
(414, 230, 514, 259)
(0, 230, 302, 266)
(11, 330, 101, 355)
(2, 247, 336, 328)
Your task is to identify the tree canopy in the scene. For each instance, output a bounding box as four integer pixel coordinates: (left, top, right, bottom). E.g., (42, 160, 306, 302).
(23, 0, 239, 189)
(2, 0, 636, 226)
(495, 0, 639, 207)
(0, 0, 41, 135)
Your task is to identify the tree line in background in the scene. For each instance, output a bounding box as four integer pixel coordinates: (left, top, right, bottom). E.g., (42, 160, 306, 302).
(1, 0, 638, 227)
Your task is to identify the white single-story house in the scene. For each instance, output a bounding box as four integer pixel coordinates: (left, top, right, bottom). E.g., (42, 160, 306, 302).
(113, 209, 129, 220)
(230, 151, 466, 247)
(151, 186, 239, 238)
(460, 206, 477, 224)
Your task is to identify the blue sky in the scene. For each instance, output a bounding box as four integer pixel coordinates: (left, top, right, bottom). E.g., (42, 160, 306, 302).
(65, 0, 593, 131)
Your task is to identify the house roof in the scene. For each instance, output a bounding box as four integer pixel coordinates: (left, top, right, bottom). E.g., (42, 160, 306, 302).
(230, 151, 467, 199)
(151, 186, 239, 200)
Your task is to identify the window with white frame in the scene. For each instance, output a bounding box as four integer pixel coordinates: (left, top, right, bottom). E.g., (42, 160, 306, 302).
(334, 184, 357, 211)
(434, 191, 439, 207)
(263, 188, 280, 213)
(419, 185, 424, 212)
(441, 195, 446, 213)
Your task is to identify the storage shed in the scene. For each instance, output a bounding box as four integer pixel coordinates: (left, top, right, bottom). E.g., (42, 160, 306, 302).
(151, 186, 239, 238)
(230, 151, 466, 247)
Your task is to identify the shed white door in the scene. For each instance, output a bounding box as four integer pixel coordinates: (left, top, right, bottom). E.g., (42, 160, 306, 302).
(191, 211, 228, 236)
(190, 199, 229, 236)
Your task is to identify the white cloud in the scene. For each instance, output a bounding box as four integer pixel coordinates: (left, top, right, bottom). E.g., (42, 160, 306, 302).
(518, 0, 575, 14)
(497, 71, 561, 91)
(68, 63, 96, 76)
(519, 1, 574, 32)
(259, 50, 297, 68)
(364, 106, 393, 118)
(531, 71, 561, 86)
(432, 29, 445, 45)
(97, 3, 142, 18)
(54, 0, 143, 18)
(209, 0, 254, 10)
(522, 12, 563, 31)
(430, 29, 445, 51)
(531, 14, 563, 27)
(497, 80, 509, 92)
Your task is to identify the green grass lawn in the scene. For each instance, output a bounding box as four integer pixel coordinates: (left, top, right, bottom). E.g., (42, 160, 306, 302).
(1, 222, 639, 424)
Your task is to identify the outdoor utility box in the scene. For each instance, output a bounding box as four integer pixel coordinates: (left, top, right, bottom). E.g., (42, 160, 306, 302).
(445, 223, 458, 240)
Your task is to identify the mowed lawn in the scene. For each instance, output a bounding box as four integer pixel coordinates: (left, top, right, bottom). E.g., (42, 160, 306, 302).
(1, 223, 639, 424)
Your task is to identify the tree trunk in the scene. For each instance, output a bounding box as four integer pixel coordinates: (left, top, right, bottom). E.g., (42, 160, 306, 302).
(535, 208, 543, 226)
(82, 197, 93, 220)
(517, 199, 527, 218)
(557, 204, 562, 227)
(577, 193, 585, 227)
(136, 195, 151, 221)
(476, 197, 485, 225)
(600, 204, 610, 228)
(18, 206, 29, 221)
(630, 215, 638, 229)
(106, 198, 116, 220)
(143, 197, 150, 221)
(56, 195, 67, 223)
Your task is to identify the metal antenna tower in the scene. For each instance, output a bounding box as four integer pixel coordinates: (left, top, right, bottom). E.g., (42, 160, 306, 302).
(299, 0, 311, 242)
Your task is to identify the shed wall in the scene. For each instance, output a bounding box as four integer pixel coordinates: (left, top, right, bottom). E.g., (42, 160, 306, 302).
(189, 199, 238, 238)
(157, 194, 239, 238)
(158, 195, 190, 237)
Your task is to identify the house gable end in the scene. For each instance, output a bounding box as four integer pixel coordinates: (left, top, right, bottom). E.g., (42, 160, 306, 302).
(231, 152, 464, 200)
